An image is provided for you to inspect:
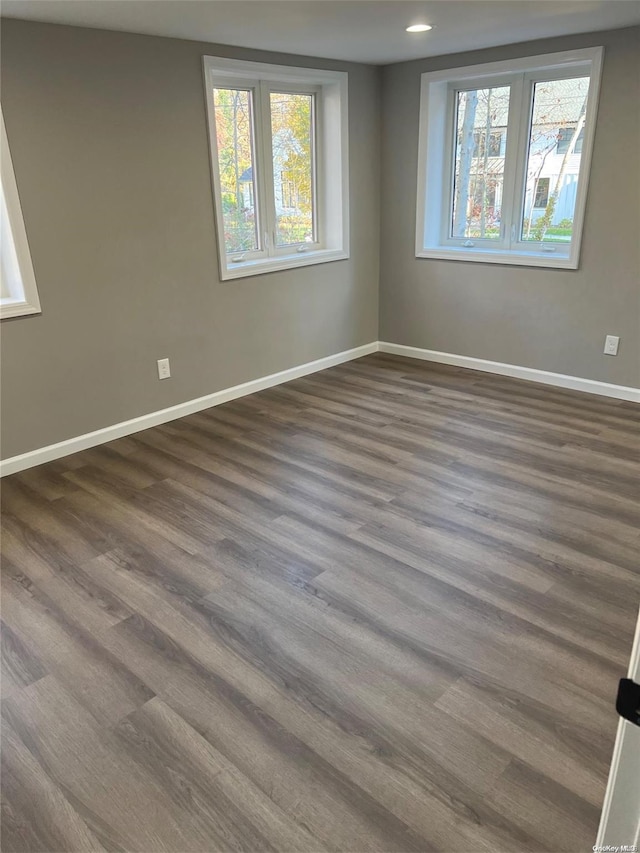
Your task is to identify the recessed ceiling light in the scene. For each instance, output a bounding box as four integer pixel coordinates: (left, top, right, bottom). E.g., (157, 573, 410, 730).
(406, 23, 433, 33)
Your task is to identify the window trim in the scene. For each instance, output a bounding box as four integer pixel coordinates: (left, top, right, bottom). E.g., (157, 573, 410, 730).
(1, 109, 41, 320)
(202, 56, 349, 281)
(415, 47, 604, 270)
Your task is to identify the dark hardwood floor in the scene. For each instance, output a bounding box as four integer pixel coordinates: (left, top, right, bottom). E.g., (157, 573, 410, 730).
(1, 352, 639, 852)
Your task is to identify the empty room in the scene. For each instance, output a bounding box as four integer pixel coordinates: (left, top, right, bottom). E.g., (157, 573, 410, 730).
(1, 1, 640, 850)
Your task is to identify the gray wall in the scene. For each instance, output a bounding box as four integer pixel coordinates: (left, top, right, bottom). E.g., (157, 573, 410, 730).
(0, 19, 381, 458)
(380, 26, 640, 387)
(2, 21, 639, 461)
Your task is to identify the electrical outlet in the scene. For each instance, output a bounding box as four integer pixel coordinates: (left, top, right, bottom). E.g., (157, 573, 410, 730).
(157, 357, 171, 379)
(604, 335, 620, 356)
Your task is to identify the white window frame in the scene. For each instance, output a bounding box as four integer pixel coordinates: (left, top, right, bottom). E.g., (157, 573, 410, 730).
(415, 47, 604, 270)
(1, 109, 41, 319)
(202, 57, 349, 281)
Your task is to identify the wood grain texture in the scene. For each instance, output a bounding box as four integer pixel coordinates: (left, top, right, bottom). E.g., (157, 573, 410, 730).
(1, 353, 639, 852)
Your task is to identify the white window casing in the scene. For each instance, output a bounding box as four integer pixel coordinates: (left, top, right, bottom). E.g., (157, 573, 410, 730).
(203, 57, 349, 281)
(415, 47, 604, 270)
(1, 109, 41, 319)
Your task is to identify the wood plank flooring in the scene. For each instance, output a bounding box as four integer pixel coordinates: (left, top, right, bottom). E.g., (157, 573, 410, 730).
(1, 352, 639, 852)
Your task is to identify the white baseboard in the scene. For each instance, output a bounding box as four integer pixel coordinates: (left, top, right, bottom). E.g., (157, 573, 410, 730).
(378, 342, 640, 403)
(0, 342, 378, 477)
(3, 339, 638, 477)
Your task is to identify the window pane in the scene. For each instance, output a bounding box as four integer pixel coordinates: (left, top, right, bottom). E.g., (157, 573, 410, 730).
(451, 86, 510, 240)
(213, 88, 259, 254)
(270, 92, 315, 246)
(521, 76, 590, 243)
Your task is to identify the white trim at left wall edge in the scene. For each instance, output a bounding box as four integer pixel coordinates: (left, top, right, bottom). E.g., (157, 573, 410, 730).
(1, 108, 42, 320)
(2, 340, 639, 477)
(596, 606, 640, 847)
(0, 343, 379, 477)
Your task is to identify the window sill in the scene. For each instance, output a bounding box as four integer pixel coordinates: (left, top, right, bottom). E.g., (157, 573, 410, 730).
(0, 296, 41, 320)
(416, 246, 578, 270)
(221, 247, 349, 281)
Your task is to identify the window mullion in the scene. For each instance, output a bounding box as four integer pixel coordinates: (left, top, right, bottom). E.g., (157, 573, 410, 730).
(255, 81, 277, 257)
(499, 73, 527, 251)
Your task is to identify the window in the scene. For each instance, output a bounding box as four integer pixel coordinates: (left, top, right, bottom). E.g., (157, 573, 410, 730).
(1, 110, 41, 319)
(473, 130, 506, 159)
(416, 48, 603, 269)
(203, 57, 349, 280)
(556, 126, 584, 155)
(533, 177, 550, 209)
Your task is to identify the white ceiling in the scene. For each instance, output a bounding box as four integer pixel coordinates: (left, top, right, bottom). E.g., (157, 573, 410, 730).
(3, 0, 640, 65)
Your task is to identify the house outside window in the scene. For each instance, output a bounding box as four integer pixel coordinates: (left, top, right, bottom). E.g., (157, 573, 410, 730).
(415, 47, 603, 269)
(280, 172, 297, 211)
(473, 130, 506, 159)
(556, 126, 584, 155)
(533, 177, 550, 209)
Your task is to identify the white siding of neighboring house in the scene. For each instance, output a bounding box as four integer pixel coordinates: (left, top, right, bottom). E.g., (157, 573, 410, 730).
(239, 130, 304, 217)
(525, 149, 582, 227)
